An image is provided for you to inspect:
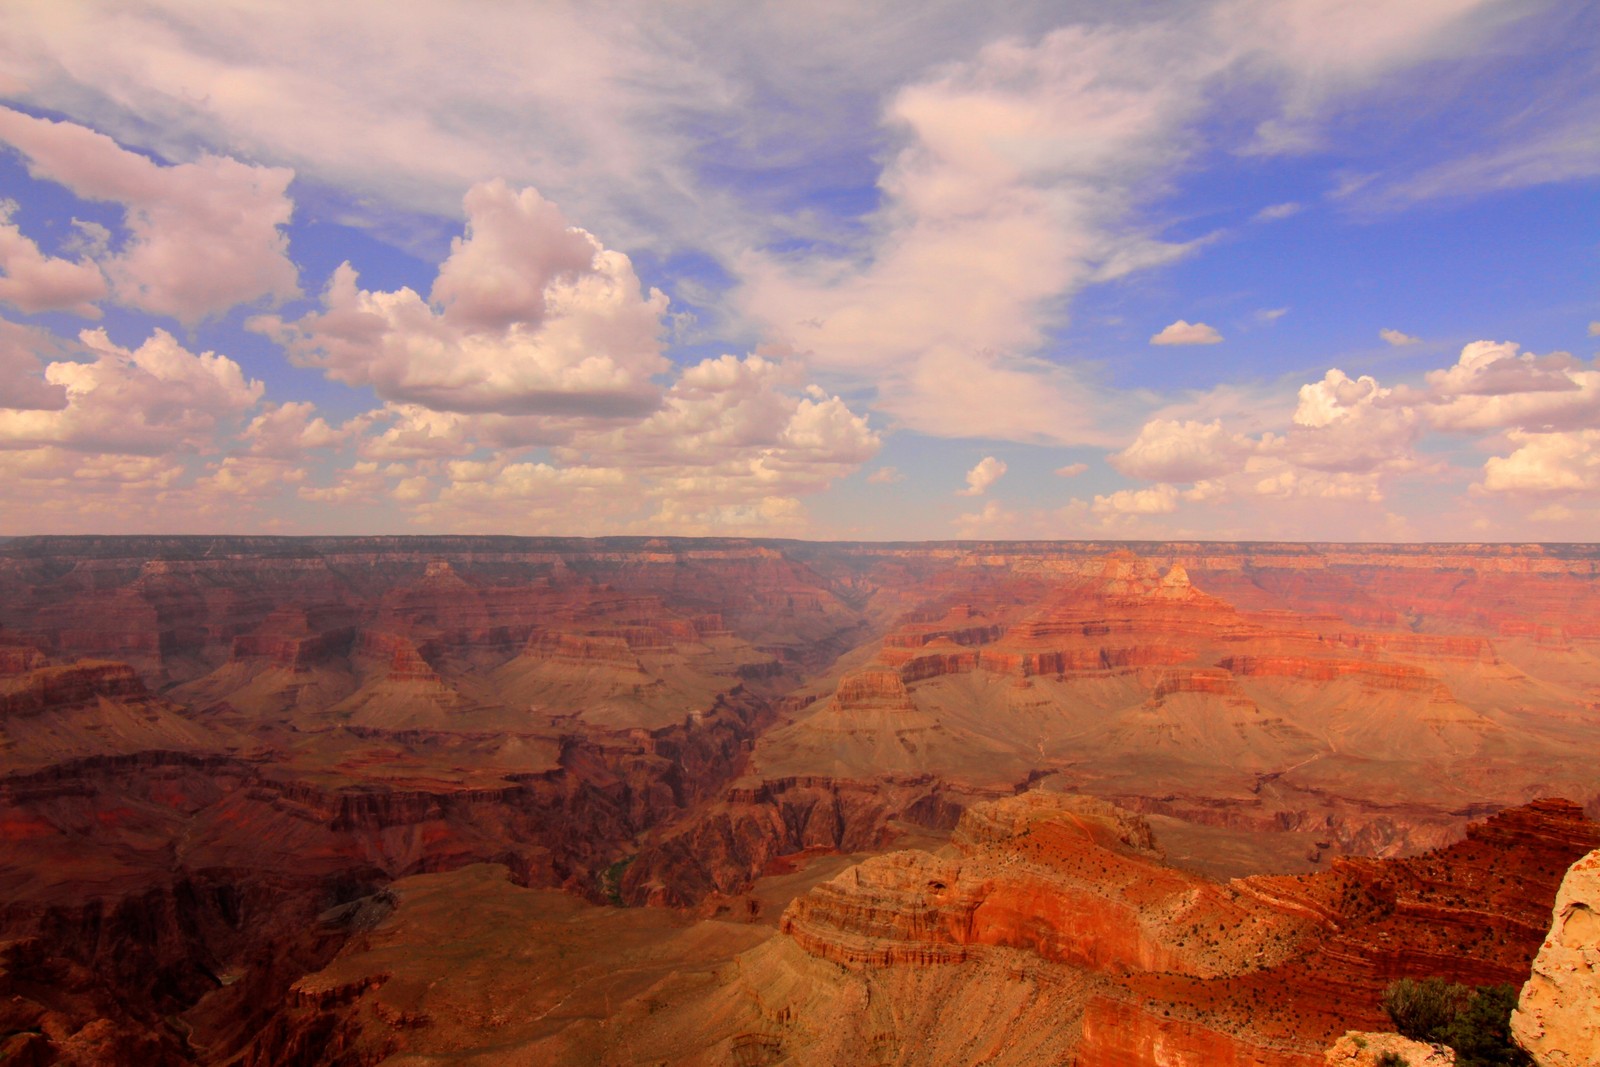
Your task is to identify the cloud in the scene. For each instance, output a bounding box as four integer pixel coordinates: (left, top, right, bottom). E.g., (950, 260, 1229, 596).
(867, 466, 904, 484)
(952, 498, 1018, 537)
(1150, 319, 1223, 345)
(1253, 201, 1302, 221)
(0, 106, 298, 322)
(1380, 328, 1420, 346)
(0, 318, 69, 411)
(299, 349, 886, 533)
(1423, 341, 1600, 432)
(241, 401, 362, 460)
(1054, 462, 1088, 477)
(1589, 322, 1600, 337)
(1255, 307, 1289, 323)
(0, 327, 262, 454)
(1091, 483, 1180, 515)
(1480, 429, 1600, 494)
(1287, 368, 1421, 473)
(1110, 418, 1256, 482)
(257, 179, 668, 418)
(957, 456, 1007, 496)
(0, 200, 106, 316)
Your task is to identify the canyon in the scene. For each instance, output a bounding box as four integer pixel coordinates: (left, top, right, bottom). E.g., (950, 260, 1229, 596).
(2, 535, 1599, 1064)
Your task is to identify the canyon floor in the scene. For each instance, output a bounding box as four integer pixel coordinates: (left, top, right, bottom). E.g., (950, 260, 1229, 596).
(2, 536, 1599, 1064)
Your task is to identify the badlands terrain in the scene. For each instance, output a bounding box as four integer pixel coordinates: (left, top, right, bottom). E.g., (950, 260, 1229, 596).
(2, 535, 1599, 1064)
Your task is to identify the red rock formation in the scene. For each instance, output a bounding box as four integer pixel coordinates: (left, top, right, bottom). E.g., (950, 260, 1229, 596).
(776, 795, 1598, 1066)
(0, 660, 147, 715)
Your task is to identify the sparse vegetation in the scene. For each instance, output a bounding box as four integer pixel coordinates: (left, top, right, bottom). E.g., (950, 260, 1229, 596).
(598, 855, 636, 906)
(1381, 978, 1530, 1067)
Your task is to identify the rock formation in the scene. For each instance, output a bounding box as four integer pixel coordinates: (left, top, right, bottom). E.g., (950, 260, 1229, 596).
(1325, 1032, 1455, 1065)
(1511, 848, 1600, 1066)
(1, 535, 1599, 1061)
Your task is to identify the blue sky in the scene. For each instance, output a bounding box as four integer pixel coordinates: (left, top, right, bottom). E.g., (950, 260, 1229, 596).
(0, 0, 1596, 540)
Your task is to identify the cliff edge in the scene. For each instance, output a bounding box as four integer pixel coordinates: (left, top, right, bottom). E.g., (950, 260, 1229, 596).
(1512, 848, 1600, 1066)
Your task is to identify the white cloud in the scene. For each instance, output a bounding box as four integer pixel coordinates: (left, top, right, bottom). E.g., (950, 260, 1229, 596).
(1110, 418, 1255, 482)
(327, 350, 884, 533)
(957, 456, 1007, 496)
(1380, 328, 1420, 346)
(1589, 322, 1600, 338)
(1150, 319, 1223, 345)
(200, 455, 306, 497)
(1288, 368, 1420, 473)
(1480, 430, 1600, 494)
(0, 318, 69, 411)
(0, 106, 298, 323)
(867, 466, 904, 484)
(0, 327, 262, 454)
(1091, 483, 1180, 515)
(952, 498, 1019, 537)
(645, 495, 810, 537)
(1255, 307, 1289, 323)
(241, 401, 361, 460)
(257, 179, 668, 418)
(1423, 341, 1600, 432)
(1054, 462, 1087, 477)
(0, 200, 106, 316)
(1253, 202, 1302, 221)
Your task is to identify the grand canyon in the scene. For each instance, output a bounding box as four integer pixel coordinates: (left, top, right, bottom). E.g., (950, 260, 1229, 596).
(2, 535, 1599, 1065)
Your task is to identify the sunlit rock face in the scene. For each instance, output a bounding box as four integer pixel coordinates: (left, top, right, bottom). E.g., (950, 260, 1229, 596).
(1325, 1032, 1456, 1065)
(2, 535, 1600, 1060)
(1512, 848, 1600, 1067)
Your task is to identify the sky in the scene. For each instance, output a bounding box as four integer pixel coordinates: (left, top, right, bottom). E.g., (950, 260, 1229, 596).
(0, 1, 1596, 542)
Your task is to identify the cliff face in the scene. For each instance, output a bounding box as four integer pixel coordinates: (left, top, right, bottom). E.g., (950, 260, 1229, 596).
(2, 536, 1600, 1063)
(1511, 848, 1600, 1067)
(775, 795, 1599, 1066)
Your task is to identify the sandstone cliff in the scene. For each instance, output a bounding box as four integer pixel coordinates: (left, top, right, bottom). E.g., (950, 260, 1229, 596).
(1511, 847, 1600, 1066)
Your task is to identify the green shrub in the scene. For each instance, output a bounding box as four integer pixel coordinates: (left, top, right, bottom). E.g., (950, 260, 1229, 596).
(1376, 1053, 1408, 1067)
(1383, 977, 1469, 1042)
(1380, 978, 1530, 1067)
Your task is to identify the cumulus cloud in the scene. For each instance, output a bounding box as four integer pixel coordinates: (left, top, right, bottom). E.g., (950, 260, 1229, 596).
(952, 499, 1019, 537)
(1092, 483, 1180, 515)
(257, 180, 668, 418)
(1151, 319, 1223, 345)
(1110, 419, 1255, 482)
(0, 327, 262, 454)
(564, 353, 876, 477)
(284, 349, 883, 534)
(0, 106, 298, 322)
(1380, 328, 1420, 345)
(1589, 322, 1600, 337)
(0, 199, 106, 316)
(867, 466, 904, 484)
(1423, 341, 1600, 431)
(241, 401, 362, 460)
(1255, 307, 1289, 323)
(1054, 462, 1088, 477)
(1480, 429, 1600, 494)
(958, 456, 1007, 496)
(1286, 368, 1421, 473)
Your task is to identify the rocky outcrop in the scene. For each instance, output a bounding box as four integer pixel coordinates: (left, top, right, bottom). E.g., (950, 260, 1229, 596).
(775, 796, 1598, 1066)
(0, 660, 147, 715)
(1511, 848, 1600, 1066)
(781, 793, 1305, 979)
(1325, 1032, 1455, 1065)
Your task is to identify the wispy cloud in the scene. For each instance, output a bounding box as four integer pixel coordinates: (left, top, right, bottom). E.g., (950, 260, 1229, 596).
(1380, 328, 1421, 346)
